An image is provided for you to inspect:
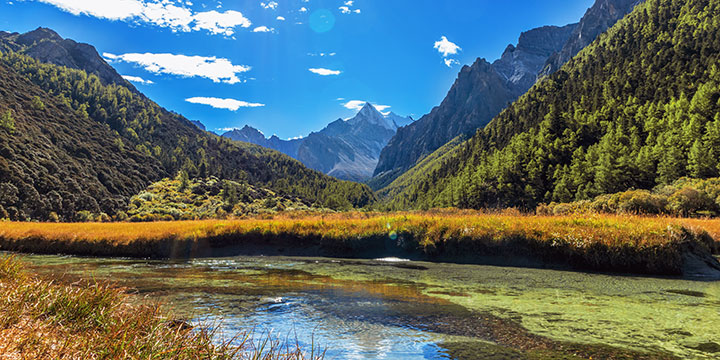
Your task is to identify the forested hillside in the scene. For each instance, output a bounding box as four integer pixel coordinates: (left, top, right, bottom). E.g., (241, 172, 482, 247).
(0, 51, 374, 221)
(384, 0, 720, 210)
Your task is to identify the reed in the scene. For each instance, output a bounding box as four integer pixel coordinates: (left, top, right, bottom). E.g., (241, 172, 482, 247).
(0, 255, 325, 359)
(1, 210, 718, 275)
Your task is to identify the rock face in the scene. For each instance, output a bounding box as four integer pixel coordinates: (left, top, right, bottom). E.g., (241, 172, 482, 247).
(0, 27, 133, 88)
(372, 0, 644, 189)
(494, 24, 578, 91)
(372, 25, 575, 188)
(223, 103, 413, 181)
(223, 126, 303, 159)
(539, 0, 643, 78)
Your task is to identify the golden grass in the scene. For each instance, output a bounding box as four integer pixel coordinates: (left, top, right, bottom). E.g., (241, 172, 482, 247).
(2, 210, 719, 276)
(0, 255, 326, 359)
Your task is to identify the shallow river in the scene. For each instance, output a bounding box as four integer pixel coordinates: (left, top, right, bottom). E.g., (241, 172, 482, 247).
(15, 254, 720, 359)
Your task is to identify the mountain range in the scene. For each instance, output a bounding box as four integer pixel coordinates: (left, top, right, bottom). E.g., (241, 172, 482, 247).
(371, 0, 643, 189)
(223, 103, 413, 181)
(0, 28, 374, 221)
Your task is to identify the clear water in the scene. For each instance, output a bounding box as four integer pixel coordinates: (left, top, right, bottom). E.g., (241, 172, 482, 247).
(15, 254, 720, 359)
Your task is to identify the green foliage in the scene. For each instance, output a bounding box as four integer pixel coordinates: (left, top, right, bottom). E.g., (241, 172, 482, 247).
(0, 50, 375, 221)
(388, 0, 720, 210)
(539, 177, 720, 218)
(126, 176, 328, 221)
(0, 109, 14, 132)
(30, 95, 44, 110)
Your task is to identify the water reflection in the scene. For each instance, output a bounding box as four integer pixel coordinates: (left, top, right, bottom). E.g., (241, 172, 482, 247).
(16, 254, 720, 359)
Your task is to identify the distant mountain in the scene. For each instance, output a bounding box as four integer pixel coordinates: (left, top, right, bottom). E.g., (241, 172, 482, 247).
(0, 27, 133, 88)
(0, 30, 375, 221)
(373, 0, 641, 189)
(223, 125, 303, 158)
(223, 103, 414, 181)
(190, 120, 206, 131)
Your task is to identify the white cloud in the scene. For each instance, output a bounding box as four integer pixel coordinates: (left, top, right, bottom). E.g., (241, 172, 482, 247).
(309, 68, 341, 76)
(253, 25, 274, 32)
(122, 75, 154, 84)
(339, 3, 360, 14)
(276, 15, 285, 20)
(105, 52, 250, 84)
(444, 58, 460, 67)
(343, 100, 390, 112)
(308, 52, 336, 57)
(434, 36, 461, 57)
(299, 7, 308, 12)
(192, 10, 252, 35)
(34, 0, 252, 36)
(260, 1, 278, 10)
(186, 97, 264, 111)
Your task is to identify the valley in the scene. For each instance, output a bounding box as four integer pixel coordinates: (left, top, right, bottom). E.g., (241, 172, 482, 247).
(1, 0, 720, 358)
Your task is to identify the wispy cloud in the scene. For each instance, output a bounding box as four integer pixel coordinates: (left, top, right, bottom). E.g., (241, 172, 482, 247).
(186, 97, 264, 111)
(434, 36, 461, 57)
(309, 68, 341, 76)
(339, 6, 360, 14)
(252, 25, 274, 32)
(34, 0, 252, 36)
(105, 52, 250, 84)
(343, 100, 390, 112)
(444, 58, 460, 68)
(122, 75, 154, 84)
(260, 1, 278, 10)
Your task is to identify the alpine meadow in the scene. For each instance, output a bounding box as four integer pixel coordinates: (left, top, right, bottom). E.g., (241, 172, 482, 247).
(1, 0, 720, 359)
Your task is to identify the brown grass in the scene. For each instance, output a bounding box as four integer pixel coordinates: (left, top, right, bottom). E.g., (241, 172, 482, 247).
(0, 210, 718, 275)
(0, 255, 326, 359)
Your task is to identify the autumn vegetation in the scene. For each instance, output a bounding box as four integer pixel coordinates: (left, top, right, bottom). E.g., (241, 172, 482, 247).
(1, 210, 718, 276)
(0, 255, 325, 359)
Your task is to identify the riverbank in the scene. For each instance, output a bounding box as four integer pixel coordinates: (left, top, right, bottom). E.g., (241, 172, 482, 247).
(0, 255, 325, 359)
(1, 211, 719, 278)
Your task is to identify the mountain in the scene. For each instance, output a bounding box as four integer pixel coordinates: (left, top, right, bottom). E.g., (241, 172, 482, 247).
(0, 27, 132, 88)
(382, 0, 720, 211)
(190, 120, 206, 131)
(298, 103, 401, 181)
(538, 0, 643, 78)
(223, 126, 303, 158)
(372, 25, 576, 188)
(373, 0, 641, 189)
(0, 31, 375, 221)
(223, 103, 414, 181)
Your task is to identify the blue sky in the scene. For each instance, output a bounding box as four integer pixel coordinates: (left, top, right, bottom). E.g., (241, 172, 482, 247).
(0, 0, 594, 139)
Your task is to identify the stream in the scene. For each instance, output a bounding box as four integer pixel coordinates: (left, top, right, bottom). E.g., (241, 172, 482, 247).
(14, 254, 720, 359)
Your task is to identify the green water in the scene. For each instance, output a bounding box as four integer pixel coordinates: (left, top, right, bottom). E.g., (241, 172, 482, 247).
(14, 254, 720, 359)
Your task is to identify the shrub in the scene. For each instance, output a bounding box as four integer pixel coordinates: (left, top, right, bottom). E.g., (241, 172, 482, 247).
(668, 187, 716, 217)
(75, 210, 94, 222)
(0, 110, 14, 133)
(31, 96, 45, 110)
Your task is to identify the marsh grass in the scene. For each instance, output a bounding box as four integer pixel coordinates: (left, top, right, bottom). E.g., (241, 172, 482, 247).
(0, 255, 325, 359)
(0, 210, 718, 274)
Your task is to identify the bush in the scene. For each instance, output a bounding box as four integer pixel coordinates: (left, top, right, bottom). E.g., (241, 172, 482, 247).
(668, 187, 716, 217)
(0, 110, 14, 133)
(31, 96, 45, 110)
(75, 211, 94, 222)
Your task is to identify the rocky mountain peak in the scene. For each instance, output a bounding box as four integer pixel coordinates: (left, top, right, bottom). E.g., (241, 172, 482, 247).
(0, 27, 133, 89)
(16, 27, 63, 46)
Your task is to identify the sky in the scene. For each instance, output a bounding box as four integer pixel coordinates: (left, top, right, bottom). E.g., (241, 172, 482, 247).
(0, 0, 594, 139)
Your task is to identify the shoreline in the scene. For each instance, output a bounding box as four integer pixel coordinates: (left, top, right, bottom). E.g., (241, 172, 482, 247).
(1, 212, 719, 279)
